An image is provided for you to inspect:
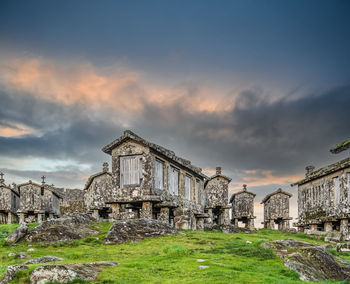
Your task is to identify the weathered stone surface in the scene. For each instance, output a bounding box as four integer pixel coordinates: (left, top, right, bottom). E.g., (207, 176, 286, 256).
(0, 265, 28, 284)
(5, 222, 28, 243)
(0, 173, 19, 224)
(264, 239, 350, 281)
(24, 256, 63, 265)
(25, 213, 98, 243)
(106, 218, 177, 244)
(29, 262, 118, 284)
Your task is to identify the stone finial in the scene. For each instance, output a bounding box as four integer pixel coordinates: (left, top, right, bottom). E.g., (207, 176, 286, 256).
(0, 172, 4, 185)
(103, 162, 109, 172)
(305, 165, 315, 177)
(216, 167, 222, 175)
(243, 184, 247, 191)
(41, 176, 46, 185)
(277, 188, 282, 192)
(29, 180, 32, 184)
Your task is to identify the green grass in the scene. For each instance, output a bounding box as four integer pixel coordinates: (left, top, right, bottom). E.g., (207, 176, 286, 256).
(0, 223, 348, 283)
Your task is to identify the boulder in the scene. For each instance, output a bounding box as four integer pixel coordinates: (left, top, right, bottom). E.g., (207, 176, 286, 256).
(325, 231, 342, 243)
(0, 265, 28, 284)
(264, 238, 350, 281)
(24, 256, 63, 265)
(5, 223, 28, 243)
(25, 213, 98, 243)
(29, 262, 118, 284)
(106, 218, 177, 244)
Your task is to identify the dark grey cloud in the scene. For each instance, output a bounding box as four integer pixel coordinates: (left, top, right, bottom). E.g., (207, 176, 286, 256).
(0, 84, 349, 188)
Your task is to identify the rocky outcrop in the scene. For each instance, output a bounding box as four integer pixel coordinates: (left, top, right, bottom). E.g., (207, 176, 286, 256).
(263, 239, 350, 281)
(106, 218, 177, 244)
(29, 262, 119, 284)
(25, 213, 98, 243)
(24, 256, 63, 265)
(5, 223, 28, 243)
(0, 265, 28, 284)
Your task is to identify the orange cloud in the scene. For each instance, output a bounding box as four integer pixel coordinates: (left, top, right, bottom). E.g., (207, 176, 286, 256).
(230, 169, 303, 190)
(0, 123, 36, 137)
(0, 57, 236, 116)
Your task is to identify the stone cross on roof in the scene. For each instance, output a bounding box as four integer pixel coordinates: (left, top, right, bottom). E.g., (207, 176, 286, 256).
(243, 184, 247, 191)
(0, 172, 4, 185)
(41, 176, 46, 185)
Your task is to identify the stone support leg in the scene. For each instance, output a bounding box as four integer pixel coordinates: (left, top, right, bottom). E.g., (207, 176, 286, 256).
(109, 203, 121, 220)
(92, 209, 99, 220)
(324, 221, 333, 233)
(310, 224, 318, 231)
(223, 208, 230, 226)
(174, 208, 190, 230)
(141, 201, 152, 219)
(19, 212, 25, 224)
(37, 213, 44, 223)
(283, 220, 290, 229)
(247, 218, 254, 230)
(197, 217, 204, 231)
(297, 226, 304, 232)
(7, 212, 14, 224)
(233, 218, 238, 228)
(207, 208, 213, 225)
(340, 219, 349, 238)
(269, 219, 275, 229)
(158, 207, 170, 224)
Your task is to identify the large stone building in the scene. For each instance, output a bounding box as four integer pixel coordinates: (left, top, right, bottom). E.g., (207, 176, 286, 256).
(17, 178, 61, 223)
(293, 139, 350, 237)
(261, 188, 292, 230)
(0, 173, 19, 224)
(84, 130, 232, 230)
(230, 184, 255, 230)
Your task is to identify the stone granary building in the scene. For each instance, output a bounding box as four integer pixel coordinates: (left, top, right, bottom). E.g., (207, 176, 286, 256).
(84, 130, 232, 230)
(55, 187, 86, 215)
(0, 173, 19, 224)
(261, 188, 292, 230)
(293, 139, 350, 237)
(17, 177, 62, 223)
(230, 184, 256, 230)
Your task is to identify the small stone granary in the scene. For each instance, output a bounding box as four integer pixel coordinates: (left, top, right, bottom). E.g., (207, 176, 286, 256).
(261, 188, 292, 230)
(17, 177, 62, 223)
(55, 187, 86, 215)
(293, 139, 350, 236)
(0, 173, 19, 224)
(230, 184, 256, 230)
(204, 167, 231, 228)
(84, 130, 232, 230)
(84, 162, 113, 219)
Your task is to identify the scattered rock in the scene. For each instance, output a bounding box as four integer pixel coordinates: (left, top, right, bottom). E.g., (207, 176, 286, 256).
(5, 223, 28, 243)
(7, 253, 16, 257)
(29, 262, 116, 284)
(19, 252, 30, 259)
(264, 239, 350, 281)
(25, 213, 98, 243)
(0, 265, 28, 284)
(27, 248, 35, 252)
(220, 224, 239, 233)
(214, 263, 224, 266)
(325, 232, 342, 243)
(105, 219, 177, 244)
(199, 265, 209, 269)
(177, 232, 186, 236)
(246, 240, 252, 244)
(196, 259, 206, 262)
(24, 256, 63, 265)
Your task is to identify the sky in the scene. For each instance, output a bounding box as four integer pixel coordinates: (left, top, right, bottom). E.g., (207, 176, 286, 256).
(0, 0, 349, 227)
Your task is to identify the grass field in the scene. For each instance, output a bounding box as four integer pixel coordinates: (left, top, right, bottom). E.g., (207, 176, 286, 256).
(0, 223, 349, 284)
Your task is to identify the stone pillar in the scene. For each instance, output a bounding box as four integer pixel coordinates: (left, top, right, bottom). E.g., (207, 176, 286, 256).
(269, 219, 275, 229)
(158, 207, 170, 224)
(37, 213, 44, 223)
(207, 208, 213, 225)
(92, 209, 99, 220)
(310, 224, 318, 231)
(49, 213, 54, 219)
(223, 208, 230, 226)
(283, 220, 290, 229)
(340, 219, 349, 237)
(277, 222, 283, 230)
(297, 226, 304, 232)
(324, 221, 333, 232)
(247, 218, 254, 230)
(174, 208, 190, 230)
(7, 212, 14, 224)
(109, 203, 121, 220)
(141, 201, 152, 219)
(19, 212, 25, 224)
(233, 218, 238, 228)
(197, 217, 204, 231)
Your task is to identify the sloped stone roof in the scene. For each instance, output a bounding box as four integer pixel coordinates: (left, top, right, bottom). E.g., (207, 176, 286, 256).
(102, 130, 208, 178)
(292, 157, 350, 186)
(18, 181, 63, 199)
(84, 171, 112, 190)
(261, 188, 292, 204)
(330, 139, 350, 154)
